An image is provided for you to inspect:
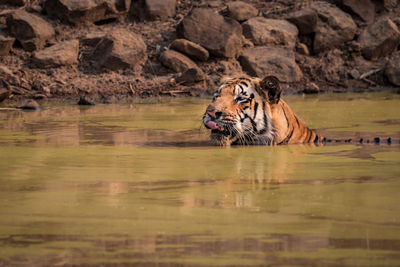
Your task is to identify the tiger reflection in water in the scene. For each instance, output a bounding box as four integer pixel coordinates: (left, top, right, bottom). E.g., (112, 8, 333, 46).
(181, 146, 304, 211)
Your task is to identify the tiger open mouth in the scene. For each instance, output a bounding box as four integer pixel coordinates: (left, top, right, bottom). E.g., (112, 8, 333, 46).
(204, 120, 233, 138)
(205, 120, 224, 131)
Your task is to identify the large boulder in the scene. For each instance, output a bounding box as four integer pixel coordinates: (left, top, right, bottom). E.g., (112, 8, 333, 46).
(44, 0, 131, 25)
(91, 28, 147, 71)
(0, 34, 14, 56)
(32, 40, 79, 68)
(239, 47, 303, 83)
(385, 51, 400, 86)
(177, 8, 242, 58)
(242, 17, 298, 49)
(6, 10, 55, 51)
(359, 18, 400, 60)
(340, 0, 375, 23)
(170, 39, 209, 61)
(310, 1, 357, 54)
(227, 1, 258, 22)
(159, 49, 200, 73)
(286, 8, 318, 35)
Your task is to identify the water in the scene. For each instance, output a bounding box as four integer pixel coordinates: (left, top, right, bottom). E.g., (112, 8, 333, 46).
(0, 93, 399, 266)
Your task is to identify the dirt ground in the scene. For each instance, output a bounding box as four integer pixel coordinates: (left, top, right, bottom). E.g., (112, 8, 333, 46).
(0, 0, 399, 105)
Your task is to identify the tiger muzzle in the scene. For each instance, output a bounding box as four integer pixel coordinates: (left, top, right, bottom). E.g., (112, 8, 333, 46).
(204, 105, 225, 131)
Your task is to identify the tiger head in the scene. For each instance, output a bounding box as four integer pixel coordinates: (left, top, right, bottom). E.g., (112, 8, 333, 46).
(203, 76, 281, 146)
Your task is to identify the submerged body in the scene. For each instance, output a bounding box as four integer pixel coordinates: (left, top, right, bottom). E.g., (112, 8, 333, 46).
(203, 76, 324, 146)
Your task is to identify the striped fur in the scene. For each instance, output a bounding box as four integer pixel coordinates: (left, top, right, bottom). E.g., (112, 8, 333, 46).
(203, 76, 323, 146)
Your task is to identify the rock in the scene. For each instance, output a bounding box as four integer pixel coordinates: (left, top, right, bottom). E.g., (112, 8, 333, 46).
(227, 1, 258, 22)
(0, 64, 19, 85)
(239, 47, 303, 83)
(383, 0, 398, 10)
(176, 68, 205, 84)
(0, 87, 10, 103)
(349, 40, 362, 53)
(359, 18, 400, 60)
(144, 0, 176, 20)
(170, 39, 209, 61)
(242, 17, 298, 49)
(81, 31, 105, 46)
(160, 49, 200, 73)
(349, 69, 360, 79)
(27, 3, 43, 13)
(296, 43, 309, 55)
(91, 28, 147, 71)
(32, 40, 79, 68)
(145, 0, 176, 20)
(102, 95, 118, 104)
(0, 34, 14, 56)
(0, 79, 11, 102)
(177, 8, 242, 58)
(0, 0, 26, 6)
(340, 0, 375, 23)
(44, 0, 131, 25)
(393, 17, 400, 29)
(130, 0, 176, 20)
(32, 93, 47, 100)
(286, 8, 318, 35)
(18, 99, 40, 110)
(242, 36, 254, 48)
(385, 51, 400, 86)
(6, 10, 55, 51)
(303, 82, 320, 94)
(217, 59, 243, 76)
(78, 96, 95, 105)
(0, 65, 14, 78)
(310, 2, 357, 54)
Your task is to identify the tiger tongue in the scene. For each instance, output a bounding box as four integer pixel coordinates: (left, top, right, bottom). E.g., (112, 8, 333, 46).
(206, 121, 219, 130)
(206, 121, 224, 131)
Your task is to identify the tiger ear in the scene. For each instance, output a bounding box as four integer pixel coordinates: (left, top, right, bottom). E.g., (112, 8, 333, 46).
(259, 76, 281, 104)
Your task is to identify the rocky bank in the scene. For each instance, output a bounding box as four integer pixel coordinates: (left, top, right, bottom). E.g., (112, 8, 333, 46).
(0, 0, 399, 103)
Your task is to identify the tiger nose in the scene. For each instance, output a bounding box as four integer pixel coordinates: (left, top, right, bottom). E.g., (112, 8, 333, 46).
(206, 105, 222, 119)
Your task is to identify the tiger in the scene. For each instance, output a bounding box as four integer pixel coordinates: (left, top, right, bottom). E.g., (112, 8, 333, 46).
(203, 75, 325, 146)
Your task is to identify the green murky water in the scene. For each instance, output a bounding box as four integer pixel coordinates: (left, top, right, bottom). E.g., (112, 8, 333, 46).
(0, 93, 399, 266)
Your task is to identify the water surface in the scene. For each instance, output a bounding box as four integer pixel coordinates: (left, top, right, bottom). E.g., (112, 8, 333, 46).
(0, 93, 399, 266)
